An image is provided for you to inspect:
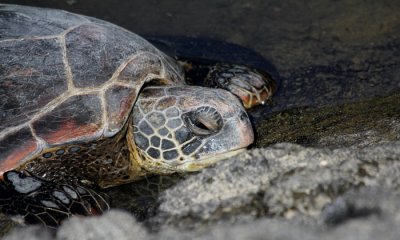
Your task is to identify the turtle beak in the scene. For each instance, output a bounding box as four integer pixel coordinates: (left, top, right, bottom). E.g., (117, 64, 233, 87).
(176, 148, 246, 172)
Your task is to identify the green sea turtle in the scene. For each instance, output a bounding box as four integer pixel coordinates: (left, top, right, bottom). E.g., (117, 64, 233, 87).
(0, 4, 276, 227)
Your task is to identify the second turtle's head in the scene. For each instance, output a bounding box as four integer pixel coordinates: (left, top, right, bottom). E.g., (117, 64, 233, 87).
(128, 86, 253, 174)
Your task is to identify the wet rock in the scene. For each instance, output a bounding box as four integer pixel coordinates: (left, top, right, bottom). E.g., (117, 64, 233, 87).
(255, 93, 400, 148)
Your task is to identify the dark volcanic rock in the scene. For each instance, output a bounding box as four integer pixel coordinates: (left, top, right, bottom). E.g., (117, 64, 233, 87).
(255, 93, 400, 148)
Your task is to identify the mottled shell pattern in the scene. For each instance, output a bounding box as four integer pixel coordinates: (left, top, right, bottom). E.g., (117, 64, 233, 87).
(0, 4, 184, 175)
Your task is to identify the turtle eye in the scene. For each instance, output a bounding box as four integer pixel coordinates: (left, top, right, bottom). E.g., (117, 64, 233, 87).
(184, 107, 223, 136)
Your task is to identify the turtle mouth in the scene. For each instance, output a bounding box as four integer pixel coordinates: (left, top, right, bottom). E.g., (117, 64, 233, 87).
(175, 148, 246, 172)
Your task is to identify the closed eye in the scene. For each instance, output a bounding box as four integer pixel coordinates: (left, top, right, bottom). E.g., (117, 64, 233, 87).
(183, 107, 223, 136)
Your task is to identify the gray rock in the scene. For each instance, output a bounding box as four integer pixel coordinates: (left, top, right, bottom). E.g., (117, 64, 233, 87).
(3, 225, 53, 240)
(158, 187, 400, 240)
(150, 142, 400, 229)
(157, 218, 320, 240)
(318, 187, 400, 240)
(57, 210, 148, 240)
(2, 210, 148, 240)
(4, 143, 400, 240)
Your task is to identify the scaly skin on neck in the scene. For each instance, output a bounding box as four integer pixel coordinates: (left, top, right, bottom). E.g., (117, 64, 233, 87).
(126, 122, 176, 180)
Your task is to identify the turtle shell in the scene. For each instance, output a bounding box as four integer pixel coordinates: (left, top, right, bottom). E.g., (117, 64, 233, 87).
(0, 4, 184, 175)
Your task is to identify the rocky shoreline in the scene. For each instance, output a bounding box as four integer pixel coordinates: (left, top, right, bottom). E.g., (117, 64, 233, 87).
(4, 140, 400, 239)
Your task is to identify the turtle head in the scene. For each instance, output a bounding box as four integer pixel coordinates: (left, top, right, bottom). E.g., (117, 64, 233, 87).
(128, 86, 253, 174)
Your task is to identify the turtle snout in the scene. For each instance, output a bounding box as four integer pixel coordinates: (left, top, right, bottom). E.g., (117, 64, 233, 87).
(223, 108, 254, 150)
(195, 111, 254, 158)
(228, 110, 254, 149)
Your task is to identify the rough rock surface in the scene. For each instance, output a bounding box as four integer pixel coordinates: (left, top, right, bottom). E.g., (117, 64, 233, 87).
(150, 142, 400, 229)
(4, 142, 400, 239)
(3, 210, 148, 240)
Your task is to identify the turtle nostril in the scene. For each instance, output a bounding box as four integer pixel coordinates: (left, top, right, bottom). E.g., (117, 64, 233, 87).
(239, 111, 248, 121)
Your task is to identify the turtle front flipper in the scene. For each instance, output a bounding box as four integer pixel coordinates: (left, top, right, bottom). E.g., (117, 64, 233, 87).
(202, 63, 277, 109)
(146, 36, 278, 108)
(0, 170, 109, 228)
